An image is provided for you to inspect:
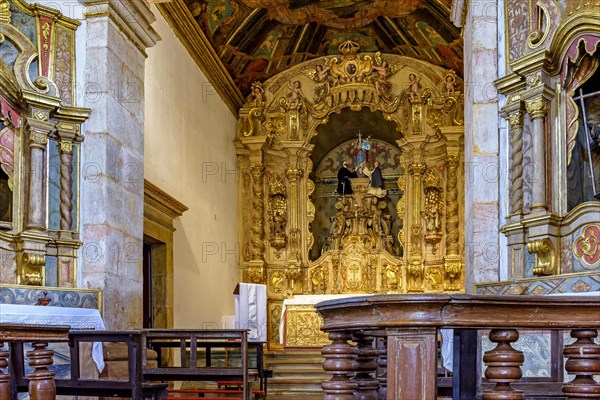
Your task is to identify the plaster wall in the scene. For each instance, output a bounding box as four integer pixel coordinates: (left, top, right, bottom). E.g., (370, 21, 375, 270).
(144, 11, 239, 328)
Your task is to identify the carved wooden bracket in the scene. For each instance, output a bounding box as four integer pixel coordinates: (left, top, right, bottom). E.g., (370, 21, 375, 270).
(527, 238, 557, 276)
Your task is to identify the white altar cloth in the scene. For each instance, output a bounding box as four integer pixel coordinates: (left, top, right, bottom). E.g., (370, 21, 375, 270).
(0, 303, 106, 371)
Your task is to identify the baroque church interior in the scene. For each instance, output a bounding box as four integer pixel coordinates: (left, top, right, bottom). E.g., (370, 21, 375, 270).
(0, 0, 599, 399)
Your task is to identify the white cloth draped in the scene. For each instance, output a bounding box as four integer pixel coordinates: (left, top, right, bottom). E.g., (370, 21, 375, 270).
(0, 303, 106, 371)
(234, 283, 267, 342)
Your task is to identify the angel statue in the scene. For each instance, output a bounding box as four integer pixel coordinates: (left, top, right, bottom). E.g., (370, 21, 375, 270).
(307, 62, 333, 102)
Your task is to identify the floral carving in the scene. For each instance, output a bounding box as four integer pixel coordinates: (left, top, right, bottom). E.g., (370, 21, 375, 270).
(574, 225, 600, 266)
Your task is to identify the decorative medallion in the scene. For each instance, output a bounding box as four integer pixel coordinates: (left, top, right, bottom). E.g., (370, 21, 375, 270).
(574, 225, 600, 266)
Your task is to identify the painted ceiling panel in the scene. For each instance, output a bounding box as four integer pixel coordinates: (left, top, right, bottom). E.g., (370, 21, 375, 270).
(185, 0, 461, 96)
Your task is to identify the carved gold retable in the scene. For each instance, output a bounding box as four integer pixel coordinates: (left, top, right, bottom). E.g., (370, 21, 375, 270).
(235, 41, 465, 348)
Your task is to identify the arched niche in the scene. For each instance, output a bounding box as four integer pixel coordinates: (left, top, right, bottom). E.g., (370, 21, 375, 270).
(235, 41, 464, 347)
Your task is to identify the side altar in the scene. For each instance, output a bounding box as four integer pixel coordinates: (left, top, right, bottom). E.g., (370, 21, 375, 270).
(235, 41, 465, 349)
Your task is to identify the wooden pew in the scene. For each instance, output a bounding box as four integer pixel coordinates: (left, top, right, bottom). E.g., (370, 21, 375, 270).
(6, 329, 167, 400)
(142, 329, 257, 400)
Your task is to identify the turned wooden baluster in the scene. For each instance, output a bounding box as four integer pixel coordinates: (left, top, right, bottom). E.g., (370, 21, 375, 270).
(563, 329, 600, 400)
(376, 337, 387, 400)
(27, 341, 56, 400)
(0, 342, 9, 400)
(482, 329, 524, 400)
(352, 333, 379, 400)
(322, 331, 358, 400)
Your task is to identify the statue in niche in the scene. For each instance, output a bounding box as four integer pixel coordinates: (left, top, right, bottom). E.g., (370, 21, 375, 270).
(337, 161, 356, 195)
(287, 80, 303, 110)
(407, 73, 422, 103)
(363, 160, 387, 198)
(310, 63, 332, 102)
(250, 81, 265, 107)
(372, 60, 392, 98)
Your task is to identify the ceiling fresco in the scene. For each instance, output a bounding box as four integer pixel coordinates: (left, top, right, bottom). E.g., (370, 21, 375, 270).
(185, 0, 462, 96)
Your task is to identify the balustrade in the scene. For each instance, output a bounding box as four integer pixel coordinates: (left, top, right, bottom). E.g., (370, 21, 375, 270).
(316, 294, 600, 400)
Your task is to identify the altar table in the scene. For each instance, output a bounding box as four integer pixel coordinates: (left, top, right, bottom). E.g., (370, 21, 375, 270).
(0, 304, 106, 371)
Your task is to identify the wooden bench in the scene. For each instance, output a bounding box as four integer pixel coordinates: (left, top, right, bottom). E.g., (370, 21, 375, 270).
(6, 330, 168, 400)
(142, 329, 258, 400)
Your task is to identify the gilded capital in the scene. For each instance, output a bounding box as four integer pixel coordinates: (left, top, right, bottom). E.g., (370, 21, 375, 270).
(525, 97, 548, 120)
(59, 140, 74, 154)
(30, 131, 49, 146)
(408, 162, 426, 176)
(446, 155, 459, 170)
(507, 111, 524, 128)
(286, 167, 303, 182)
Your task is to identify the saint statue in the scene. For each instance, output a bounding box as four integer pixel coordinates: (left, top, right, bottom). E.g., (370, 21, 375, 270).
(337, 161, 357, 195)
(352, 131, 370, 169)
(363, 161, 387, 198)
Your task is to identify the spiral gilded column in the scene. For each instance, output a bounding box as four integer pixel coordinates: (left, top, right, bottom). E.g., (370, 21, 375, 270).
(508, 111, 524, 215)
(59, 140, 74, 234)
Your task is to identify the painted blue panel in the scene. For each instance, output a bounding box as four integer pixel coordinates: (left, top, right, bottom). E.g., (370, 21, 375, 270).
(9, 1, 37, 45)
(45, 254, 58, 287)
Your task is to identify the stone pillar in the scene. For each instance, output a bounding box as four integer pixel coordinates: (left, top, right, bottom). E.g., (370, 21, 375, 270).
(78, 0, 159, 329)
(459, 0, 500, 289)
(525, 97, 549, 212)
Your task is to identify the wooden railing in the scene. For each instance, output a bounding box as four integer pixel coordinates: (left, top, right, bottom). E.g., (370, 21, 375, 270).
(315, 294, 600, 400)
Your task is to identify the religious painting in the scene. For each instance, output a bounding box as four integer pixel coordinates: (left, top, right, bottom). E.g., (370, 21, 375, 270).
(0, 168, 11, 223)
(205, 0, 238, 34)
(253, 30, 282, 58)
(241, 0, 423, 28)
(416, 21, 447, 47)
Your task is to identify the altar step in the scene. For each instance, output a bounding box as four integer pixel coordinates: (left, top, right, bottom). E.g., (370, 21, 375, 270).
(264, 349, 328, 396)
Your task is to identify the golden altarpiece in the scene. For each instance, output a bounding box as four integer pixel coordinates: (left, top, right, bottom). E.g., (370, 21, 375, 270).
(235, 41, 465, 348)
(0, 0, 100, 308)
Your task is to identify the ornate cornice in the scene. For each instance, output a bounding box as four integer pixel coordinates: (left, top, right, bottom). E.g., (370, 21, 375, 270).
(155, 0, 244, 117)
(81, 0, 160, 56)
(144, 179, 188, 221)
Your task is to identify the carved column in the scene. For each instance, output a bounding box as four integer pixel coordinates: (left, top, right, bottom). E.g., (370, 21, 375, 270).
(445, 155, 461, 290)
(562, 329, 600, 399)
(286, 165, 303, 292)
(25, 117, 52, 231)
(249, 162, 266, 283)
(0, 342, 8, 400)
(407, 162, 426, 292)
(321, 331, 358, 400)
(352, 333, 379, 400)
(482, 329, 524, 400)
(525, 97, 549, 212)
(58, 140, 74, 234)
(507, 111, 525, 216)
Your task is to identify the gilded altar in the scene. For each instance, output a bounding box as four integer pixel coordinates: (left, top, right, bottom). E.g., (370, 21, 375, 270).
(235, 41, 465, 348)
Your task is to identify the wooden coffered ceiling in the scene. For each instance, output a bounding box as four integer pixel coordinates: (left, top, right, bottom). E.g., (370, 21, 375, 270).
(156, 0, 462, 115)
